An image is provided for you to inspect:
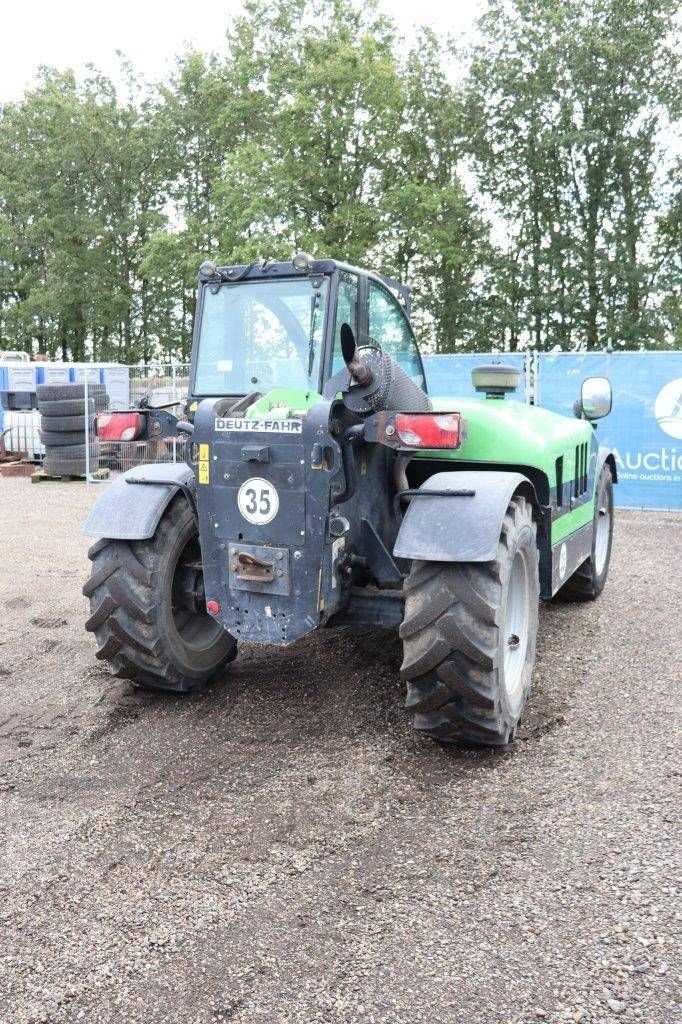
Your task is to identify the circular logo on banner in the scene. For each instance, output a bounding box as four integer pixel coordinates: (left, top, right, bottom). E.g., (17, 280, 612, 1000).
(654, 378, 682, 440)
(237, 478, 279, 525)
(559, 543, 568, 581)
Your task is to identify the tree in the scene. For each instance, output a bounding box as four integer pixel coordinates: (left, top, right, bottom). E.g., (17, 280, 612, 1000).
(465, 0, 680, 350)
(0, 68, 168, 360)
(381, 30, 495, 351)
(214, 0, 403, 263)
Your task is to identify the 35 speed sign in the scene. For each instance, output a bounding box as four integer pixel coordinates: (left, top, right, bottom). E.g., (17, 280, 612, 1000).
(237, 478, 280, 525)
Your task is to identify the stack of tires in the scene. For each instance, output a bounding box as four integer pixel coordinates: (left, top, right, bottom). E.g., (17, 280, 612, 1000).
(36, 383, 108, 477)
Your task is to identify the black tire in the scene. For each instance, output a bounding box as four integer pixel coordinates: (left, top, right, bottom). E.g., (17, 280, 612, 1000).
(38, 413, 90, 432)
(38, 398, 96, 417)
(43, 443, 100, 476)
(37, 383, 84, 403)
(83, 498, 236, 693)
(43, 458, 99, 477)
(39, 429, 86, 446)
(400, 495, 540, 746)
(557, 464, 614, 601)
(36, 382, 106, 403)
(43, 442, 99, 461)
(36, 382, 106, 413)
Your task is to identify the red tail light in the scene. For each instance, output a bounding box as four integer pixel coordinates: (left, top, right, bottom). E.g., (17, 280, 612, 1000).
(95, 412, 144, 441)
(394, 412, 463, 449)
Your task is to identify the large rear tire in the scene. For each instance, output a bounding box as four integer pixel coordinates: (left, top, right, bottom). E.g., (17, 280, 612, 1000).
(400, 495, 539, 746)
(83, 498, 236, 693)
(557, 464, 614, 601)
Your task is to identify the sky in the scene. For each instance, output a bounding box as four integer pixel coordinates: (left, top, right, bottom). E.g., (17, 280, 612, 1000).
(0, 0, 485, 103)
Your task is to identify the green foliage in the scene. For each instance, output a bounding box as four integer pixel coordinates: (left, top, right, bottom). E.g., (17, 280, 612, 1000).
(0, 0, 679, 360)
(465, 0, 680, 350)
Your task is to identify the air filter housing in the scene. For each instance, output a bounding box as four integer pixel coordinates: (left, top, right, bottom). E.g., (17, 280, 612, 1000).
(471, 363, 520, 398)
(343, 346, 432, 414)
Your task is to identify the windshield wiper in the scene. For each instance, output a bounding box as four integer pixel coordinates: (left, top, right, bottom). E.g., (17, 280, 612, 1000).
(307, 289, 321, 378)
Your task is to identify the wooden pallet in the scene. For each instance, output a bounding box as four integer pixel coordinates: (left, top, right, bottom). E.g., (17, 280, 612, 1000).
(0, 461, 35, 478)
(31, 467, 110, 484)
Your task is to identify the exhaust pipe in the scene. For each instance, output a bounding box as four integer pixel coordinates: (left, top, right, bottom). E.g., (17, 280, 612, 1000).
(341, 323, 373, 386)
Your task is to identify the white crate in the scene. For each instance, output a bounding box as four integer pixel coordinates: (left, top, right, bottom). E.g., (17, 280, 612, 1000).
(41, 365, 71, 385)
(2, 410, 43, 455)
(7, 365, 37, 391)
(101, 366, 130, 410)
(73, 366, 100, 385)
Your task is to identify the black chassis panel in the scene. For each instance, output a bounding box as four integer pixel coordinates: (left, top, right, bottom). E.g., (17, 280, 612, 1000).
(191, 399, 350, 646)
(550, 522, 594, 595)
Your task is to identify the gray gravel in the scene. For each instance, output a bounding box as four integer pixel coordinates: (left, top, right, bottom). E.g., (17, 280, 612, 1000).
(0, 477, 679, 1024)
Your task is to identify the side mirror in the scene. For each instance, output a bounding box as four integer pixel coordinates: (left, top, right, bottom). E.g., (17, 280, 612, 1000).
(576, 376, 612, 420)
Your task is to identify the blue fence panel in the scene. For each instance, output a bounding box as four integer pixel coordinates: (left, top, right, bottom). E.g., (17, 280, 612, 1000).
(423, 353, 528, 401)
(536, 352, 682, 510)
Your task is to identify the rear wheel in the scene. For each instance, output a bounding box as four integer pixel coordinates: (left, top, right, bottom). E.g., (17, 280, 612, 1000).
(400, 495, 539, 746)
(83, 498, 236, 692)
(557, 463, 614, 601)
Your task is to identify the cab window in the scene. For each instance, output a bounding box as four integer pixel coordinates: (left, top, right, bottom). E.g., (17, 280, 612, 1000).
(331, 272, 359, 374)
(367, 280, 425, 389)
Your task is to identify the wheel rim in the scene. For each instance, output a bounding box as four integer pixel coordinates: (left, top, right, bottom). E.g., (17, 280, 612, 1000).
(503, 551, 530, 709)
(170, 532, 225, 653)
(594, 482, 611, 575)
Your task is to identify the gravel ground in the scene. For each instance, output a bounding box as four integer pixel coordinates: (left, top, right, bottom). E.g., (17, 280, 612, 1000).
(0, 476, 679, 1024)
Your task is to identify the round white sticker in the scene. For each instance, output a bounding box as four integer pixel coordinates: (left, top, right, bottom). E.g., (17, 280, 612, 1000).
(559, 543, 568, 580)
(237, 478, 279, 525)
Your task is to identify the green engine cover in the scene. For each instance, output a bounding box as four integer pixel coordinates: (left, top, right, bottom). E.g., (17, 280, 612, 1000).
(427, 395, 598, 543)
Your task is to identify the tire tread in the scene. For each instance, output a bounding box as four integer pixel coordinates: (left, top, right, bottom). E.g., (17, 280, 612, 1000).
(400, 496, 538, 746)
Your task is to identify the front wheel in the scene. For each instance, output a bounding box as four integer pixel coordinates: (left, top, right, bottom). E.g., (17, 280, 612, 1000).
(83, 497, 236, 692)
(400, 495, 540, 746)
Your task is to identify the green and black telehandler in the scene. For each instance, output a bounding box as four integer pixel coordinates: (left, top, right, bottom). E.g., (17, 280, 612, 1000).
(83, 255, 616, 746)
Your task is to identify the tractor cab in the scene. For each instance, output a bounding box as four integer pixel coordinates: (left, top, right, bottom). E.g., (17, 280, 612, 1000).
(187, 256, 427, 408)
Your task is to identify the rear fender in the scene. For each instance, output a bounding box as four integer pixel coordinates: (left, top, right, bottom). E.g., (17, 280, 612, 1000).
(82, 462, 195, 540)
(393, 470, 544, 562)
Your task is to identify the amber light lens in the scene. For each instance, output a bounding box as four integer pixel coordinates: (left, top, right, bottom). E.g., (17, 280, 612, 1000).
(394, 413, 462, 448)
(95, 412, 144, 442)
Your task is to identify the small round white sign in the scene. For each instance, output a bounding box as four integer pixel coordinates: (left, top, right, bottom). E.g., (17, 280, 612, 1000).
(237, 478, 279, 525)
(559, 543, 567, 581)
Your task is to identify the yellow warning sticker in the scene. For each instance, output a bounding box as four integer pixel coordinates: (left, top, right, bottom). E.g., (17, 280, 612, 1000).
(199, 443, 209, 462)
(190, 401, 198, 412)
(198, 461, 209, 485)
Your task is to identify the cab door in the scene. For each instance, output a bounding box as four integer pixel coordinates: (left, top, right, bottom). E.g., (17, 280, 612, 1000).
(327, 273, 427, 394)
(366, 278, 427, 392)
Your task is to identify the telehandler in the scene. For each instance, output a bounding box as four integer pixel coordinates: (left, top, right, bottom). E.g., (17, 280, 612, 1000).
(83, 256, 615, 745)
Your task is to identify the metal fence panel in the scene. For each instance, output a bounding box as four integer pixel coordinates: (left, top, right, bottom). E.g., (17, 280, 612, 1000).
(423, 353, 529, 402)
(536, 352, 682, 511)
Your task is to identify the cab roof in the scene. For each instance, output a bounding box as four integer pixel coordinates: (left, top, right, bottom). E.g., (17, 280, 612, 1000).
(197, 257, 411, 314)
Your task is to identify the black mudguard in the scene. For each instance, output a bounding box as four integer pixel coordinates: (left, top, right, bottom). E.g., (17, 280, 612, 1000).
(82, 462, 195, 540)
(393, 470, 540, 563)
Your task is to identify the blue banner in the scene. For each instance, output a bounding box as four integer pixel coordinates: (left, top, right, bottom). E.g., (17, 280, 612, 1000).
(536, 352, 682, 510)
(424, 353, 528, 401)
